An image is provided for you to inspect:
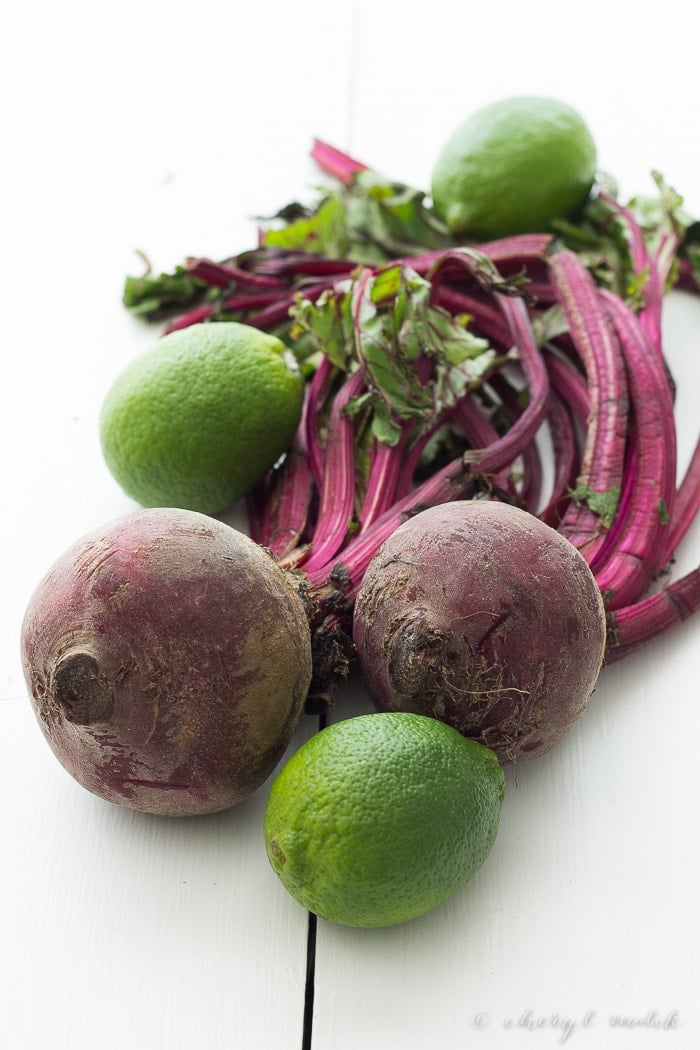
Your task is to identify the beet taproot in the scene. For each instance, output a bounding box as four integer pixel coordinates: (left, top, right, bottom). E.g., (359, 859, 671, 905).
(353, 500, 606, 763)
(20, 508, 312, 816)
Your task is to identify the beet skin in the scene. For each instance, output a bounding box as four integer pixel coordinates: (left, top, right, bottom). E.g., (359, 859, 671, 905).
(353, 501, 606, 763)
(21, 508, 312, 815)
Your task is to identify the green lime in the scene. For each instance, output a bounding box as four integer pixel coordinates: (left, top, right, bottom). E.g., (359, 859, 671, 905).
(263, 712, 505, 928)
(431, 95, 597, 240)
(100, 322, 304, 514)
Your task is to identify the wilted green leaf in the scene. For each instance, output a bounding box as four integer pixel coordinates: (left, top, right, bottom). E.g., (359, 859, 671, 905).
(122, 267, 210, 318)
(290, 261, 499, 448)
(261, 168, 456, 265)
(568, 482, 621, 529)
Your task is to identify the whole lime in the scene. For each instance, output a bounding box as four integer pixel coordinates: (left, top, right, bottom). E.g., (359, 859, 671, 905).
(263, 712, 505, 928)
(431, 96, 597, 240)
(100, 322, 304, 514)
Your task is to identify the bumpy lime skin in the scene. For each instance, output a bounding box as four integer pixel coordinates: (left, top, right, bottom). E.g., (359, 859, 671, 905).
(99, 322, 304, 515)
(263, 712, 506, 928)
(431, 96, 597, 240)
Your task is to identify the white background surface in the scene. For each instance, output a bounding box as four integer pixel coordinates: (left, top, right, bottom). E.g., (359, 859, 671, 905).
(2, 3, 699, 1048)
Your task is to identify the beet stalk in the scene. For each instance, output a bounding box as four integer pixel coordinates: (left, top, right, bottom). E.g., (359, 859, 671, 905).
(605, 566, 700, 661)
(310, 138, 368, 184)
(548, 250, 629, 561)
(588, 290, 677, 608)
(298, 369, 366, 575)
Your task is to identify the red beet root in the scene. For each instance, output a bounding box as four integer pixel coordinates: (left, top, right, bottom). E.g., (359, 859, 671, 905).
(20, 508, 312, 816)
(353, 501, 607, 763)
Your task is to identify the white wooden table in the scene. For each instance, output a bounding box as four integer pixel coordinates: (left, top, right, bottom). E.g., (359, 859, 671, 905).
(2, 3, 699, 1048)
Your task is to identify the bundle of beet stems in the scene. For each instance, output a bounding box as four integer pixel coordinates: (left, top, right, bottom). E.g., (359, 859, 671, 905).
(124, 140, 700, 706)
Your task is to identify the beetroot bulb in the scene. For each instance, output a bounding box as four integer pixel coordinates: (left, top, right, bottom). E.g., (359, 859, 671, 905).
(353, 500, 606, 763)
(20, 508, 312, 816)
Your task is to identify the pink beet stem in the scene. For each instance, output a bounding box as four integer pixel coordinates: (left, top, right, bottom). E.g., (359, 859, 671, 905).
(426, 249, 551, 478)
(488, 372, 544, 512)
(394, 419, 450, 501)
(185, 256, 286, 290)
(251, 253, 357, 279)
(308, 452, 477, 594)
(403, 233, 553, 278)
(464, 295, 550, 476)
(640, 229, 681, 354)
(430, 285, 515, 348)
(358, 430, 410, 532)
(588, 291, 677, 608)
(605, 566, 700, 661)
(549, 250, 629, 561)
(299, 368, 366, 575)
(244, 279, 335, 331)
(164, 304, 216, 333)
(310, 138, 368, 184)
(221, 290, 288, 313)
(544, 349, 591, 426)
(451, 397, 518, 499)
(253, 442, 316, 562)
(307, 289, 550, 595)
(596, 189, 681, 359)
(597, 189, 651, 276)
(303, 354, 336, 491)
(538, 389, 580, 527)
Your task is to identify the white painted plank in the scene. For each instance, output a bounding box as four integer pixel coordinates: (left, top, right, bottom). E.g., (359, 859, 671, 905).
(0, 699, 315, 1050)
